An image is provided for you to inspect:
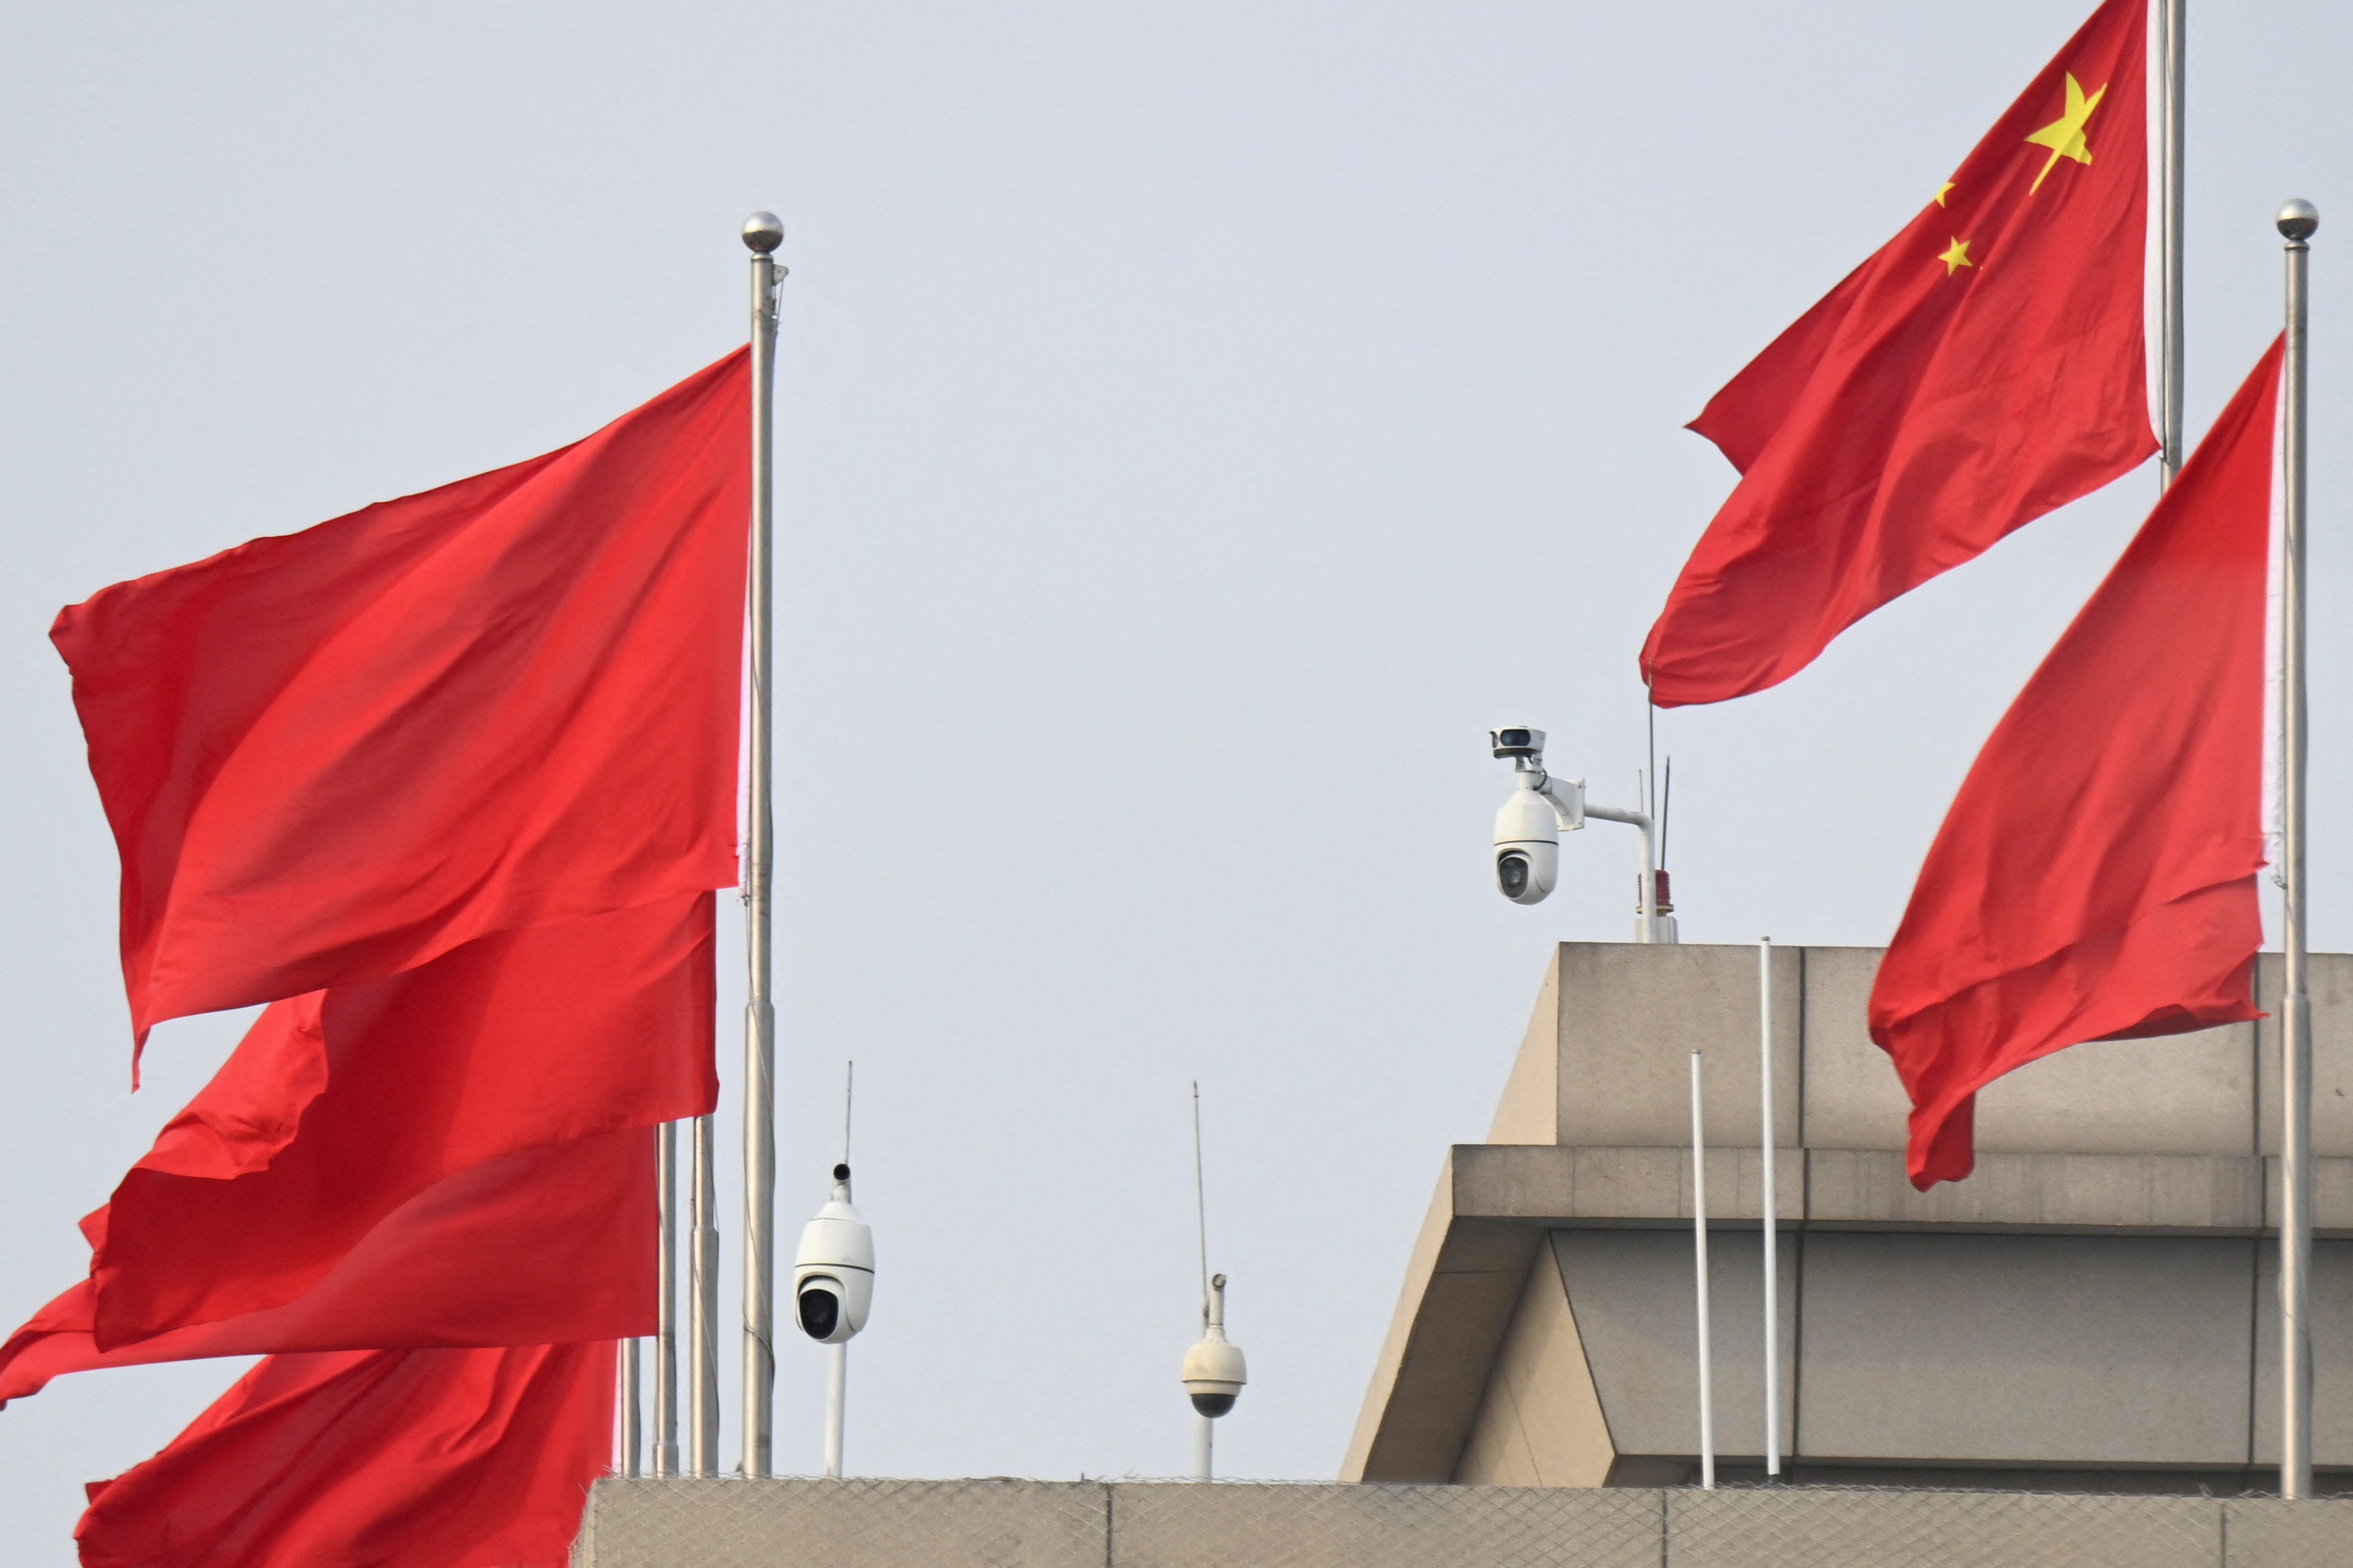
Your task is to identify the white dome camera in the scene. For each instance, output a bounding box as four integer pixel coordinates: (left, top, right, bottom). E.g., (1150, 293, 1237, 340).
(1488, 725, 1584, 906)
(1181, 1273, 1247, 1417)
(793, 1163, 874, 1345)
(1494, 787, 1561, 905)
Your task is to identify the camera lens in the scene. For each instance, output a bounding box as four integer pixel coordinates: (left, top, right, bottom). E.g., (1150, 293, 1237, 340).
(1499, 729, 1531, 748)
(1189, 1391, 1238, 1417)
(1496, 852, 1531, 899)
(797, 1284, 841, 1340)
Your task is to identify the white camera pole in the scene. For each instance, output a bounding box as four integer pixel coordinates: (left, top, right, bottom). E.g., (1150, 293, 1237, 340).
(739, 210, 786, 1479)
(1690, 1050, 1715, 1490)
(1759, 938, 1779, 1479)
(824, 1066, 854, 1479)
(1582, 801, 1661, 944)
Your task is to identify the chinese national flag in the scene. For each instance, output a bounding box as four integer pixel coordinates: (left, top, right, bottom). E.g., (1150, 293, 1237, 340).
(1869, 339, 2280, 1189)
(51, 350, 749, 1048)
(1643, 0, 2154, 707)
(74, 1342, 612, 1568)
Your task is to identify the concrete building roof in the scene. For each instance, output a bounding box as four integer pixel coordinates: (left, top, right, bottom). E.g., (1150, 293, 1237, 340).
(1343, 942, 2353, 1491)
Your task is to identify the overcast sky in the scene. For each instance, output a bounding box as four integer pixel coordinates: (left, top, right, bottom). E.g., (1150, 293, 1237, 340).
(6, 1, 2353, 1557)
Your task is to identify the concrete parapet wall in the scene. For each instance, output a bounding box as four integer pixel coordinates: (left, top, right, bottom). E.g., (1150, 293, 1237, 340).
(573, 1477, 2353, 1567)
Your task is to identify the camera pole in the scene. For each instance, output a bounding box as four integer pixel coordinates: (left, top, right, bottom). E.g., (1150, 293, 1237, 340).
(739, 211, 786, 1479)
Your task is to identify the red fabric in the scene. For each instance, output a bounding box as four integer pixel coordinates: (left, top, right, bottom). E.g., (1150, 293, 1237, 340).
(93, 893, 712, 1346)
(0, 1130, 652, 1406)
(53, 349, 749, 1048)
(1642, 0, 2153, 707)
(1868, 338, 2280, 1188)
(0, 896, 715, 1401)
(74, 1342, 613, 1568)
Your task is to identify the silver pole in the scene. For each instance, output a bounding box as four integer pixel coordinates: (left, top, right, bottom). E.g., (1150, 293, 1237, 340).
(2278, 196, 2318, 1499)
(823, 1344, 848, 1478)
(1691, 1050, 1715, 1490)
(1759, 939, 1779, 1478)
(1192, 1413, 1213, 1481)
(690, 1113, 721, 1475)
(740, 210, 785, 1479)
(2157, 0, 2186, 488)
(619, 1338, 642, 1477)
(654, 1121, 681, 1477)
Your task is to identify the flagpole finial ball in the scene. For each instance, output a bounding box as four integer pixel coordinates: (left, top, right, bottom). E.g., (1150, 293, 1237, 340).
(741, 211, 785, 254)
(2278, 200, 2319, 242)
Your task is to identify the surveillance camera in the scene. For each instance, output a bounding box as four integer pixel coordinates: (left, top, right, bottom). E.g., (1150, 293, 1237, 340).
(1182, 1338, 1247, 1417)
(1490, 726, 1546, 762)
(1182, 1272, 1247, 1418)
(1493, 785, 1560, 904)
(792, 1165, 874, 1345)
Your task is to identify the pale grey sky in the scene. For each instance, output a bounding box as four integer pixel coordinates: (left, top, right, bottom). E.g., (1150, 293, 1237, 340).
(6, 1, 2353, 1558)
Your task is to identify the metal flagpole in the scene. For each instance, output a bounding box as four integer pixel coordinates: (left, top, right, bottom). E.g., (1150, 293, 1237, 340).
(1690, 1050, 1715, 1490)
(1759, 939, 1779, 1479)
(2277, 195, 2318, 1499)
(654, 1121, 681, 1476)
(690, 1114, 720, 1474)
(740, 210, 785, 1479)
(2157, 0, 2186, 488)
(618, 1337, 642, 1476)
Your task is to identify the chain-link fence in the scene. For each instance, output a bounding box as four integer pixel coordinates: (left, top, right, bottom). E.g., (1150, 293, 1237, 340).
(572, 1477, 2353, 1568)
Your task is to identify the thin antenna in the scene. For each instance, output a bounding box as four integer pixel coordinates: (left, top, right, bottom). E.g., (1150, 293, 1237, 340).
(842, 1062, 855, 1169)
(1659, 757, 1673, 870)
(1191, 1082, 1210, 1317)
(1646, 687, 1658, 823)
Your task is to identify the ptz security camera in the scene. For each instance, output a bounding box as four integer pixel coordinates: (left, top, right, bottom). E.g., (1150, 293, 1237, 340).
(793, 1162, 874, 1344)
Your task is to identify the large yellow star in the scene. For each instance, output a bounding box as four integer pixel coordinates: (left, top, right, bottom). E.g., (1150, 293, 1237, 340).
(1938, 237, 1974, 275)
(2025, 71, 2107, 193)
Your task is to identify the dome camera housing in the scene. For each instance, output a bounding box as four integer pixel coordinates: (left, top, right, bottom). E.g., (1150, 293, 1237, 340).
(792, 1164, 874, 1345)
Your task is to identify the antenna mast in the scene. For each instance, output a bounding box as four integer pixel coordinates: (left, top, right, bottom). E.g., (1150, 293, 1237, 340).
(1191, 1082, 1210, 1318)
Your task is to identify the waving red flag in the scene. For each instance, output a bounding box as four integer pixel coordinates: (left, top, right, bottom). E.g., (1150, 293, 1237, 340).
(1870, 339, 2280, 1188)
(0, 895, 713, 1399)
(53, 350, 749, 1048)
(75, 1342, 611, 1568)
(1643, 0, 2154, 707)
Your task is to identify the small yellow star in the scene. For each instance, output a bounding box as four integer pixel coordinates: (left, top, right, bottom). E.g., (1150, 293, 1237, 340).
(1936, 182, 1955, 207)
(2025, 71, 2108, 193)
(1938, 237, 1974, 275)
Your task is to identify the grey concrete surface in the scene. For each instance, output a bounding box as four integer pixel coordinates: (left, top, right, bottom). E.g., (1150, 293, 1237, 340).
(571, 1478, 2353, 1568)
(1347, 943, 2353, 1490)
(1795, 1233, 2257, 1466)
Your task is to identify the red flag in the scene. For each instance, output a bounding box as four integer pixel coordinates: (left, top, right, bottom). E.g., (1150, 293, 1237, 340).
(92, 893, 711, 1345)
(1869, 338, 2280, 1189)
(53, 350, 750, 1048)
(0, 895, 714, 1401)
(74, 1342, 612, 1568)
(1643, 0, 2154, 707)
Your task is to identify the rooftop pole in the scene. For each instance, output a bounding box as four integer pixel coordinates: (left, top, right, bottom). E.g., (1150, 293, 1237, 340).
(1690, 1050, 1715, 1490)
(2276, 195, 2317, 1499)
(741, 210, 785, 1479)
(1759, 940, 1780, 1479)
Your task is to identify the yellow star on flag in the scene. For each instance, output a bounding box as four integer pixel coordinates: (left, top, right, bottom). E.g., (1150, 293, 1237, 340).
(2025, 72, 2107, 194)
(1936, 182, 1955, 207)
(1938, 238, 1974, 275)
